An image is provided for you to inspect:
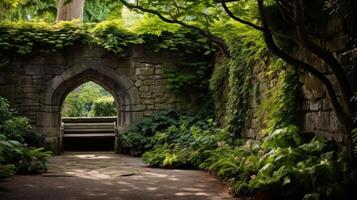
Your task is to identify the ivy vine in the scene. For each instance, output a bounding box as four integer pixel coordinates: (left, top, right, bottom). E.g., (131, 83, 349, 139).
(0, 20, 214, 57)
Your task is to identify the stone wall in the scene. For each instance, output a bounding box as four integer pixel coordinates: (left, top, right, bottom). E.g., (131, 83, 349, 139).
(0, 44, 197, 152)
(242, 17, 356, 142)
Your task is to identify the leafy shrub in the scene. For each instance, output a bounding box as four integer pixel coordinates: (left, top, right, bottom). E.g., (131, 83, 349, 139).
(119, 110, 184, 155)
(140, 120, 351, 199)
(200, 126, 350, 199)
(90, 96, 117, 117)
(0, 164, 15, 179)
(15, 147, 51, 174)
(1, 116, 31, 143)
(0, 97, 51, 179)
(0, 97, 12, 124)
(0, 116, 45, 147)
(142, 119, 228, 168)
(0, 134, 51, 175)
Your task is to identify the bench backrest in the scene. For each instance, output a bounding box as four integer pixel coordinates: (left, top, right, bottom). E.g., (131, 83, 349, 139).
(61, 117, 118, 137)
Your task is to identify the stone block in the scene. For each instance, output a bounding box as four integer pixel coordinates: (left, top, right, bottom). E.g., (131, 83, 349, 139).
(154, 104, 169, 110)
(142, 98, 154, 104)
(24, 65, 42, 75)
(28, 56, 46, 65)
(135, 80, 142, 87)
(152, 92, 164, 98)
(117, 68, 135, 76)
(135, 68, 154, 76)
(142, 80, 155, 86)
(154, 64, 163, 69)
(138, 86, 149, 92)
(245, 129, 256, 138)
(102, 54, 119, 67)
(147, 105, 154, 110)
(322, 98, 331, 111)
(19, 76, 33, 85)
(303, 112, 316, 131)
(40, 105, 60, 112)
(330, 112, 338, 131)
(150, 86, 166, 93)
(144, 110, 152, 117)
(251, 118, 259, 129)
(154, 98, 166, 103)
(139, 93, 151, 98)
(155, 68, 163, 75)
(43, 65, 65, 75)
(131, 111, 144, 124)
(317, 111, 330, 131)
(154, 79, 166, 85)
(310, 100, 322, 111)
(36, 112, 58, 127)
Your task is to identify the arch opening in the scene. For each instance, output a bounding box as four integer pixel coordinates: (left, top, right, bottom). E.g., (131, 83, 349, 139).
(61, 81, 119, 151)
(40, 62, 143, 154)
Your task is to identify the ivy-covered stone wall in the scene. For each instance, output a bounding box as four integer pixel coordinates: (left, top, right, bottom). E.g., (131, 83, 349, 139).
(297, 17, 356, 142)
(211, 18, 355, 143)
(0, 44, 205, 152)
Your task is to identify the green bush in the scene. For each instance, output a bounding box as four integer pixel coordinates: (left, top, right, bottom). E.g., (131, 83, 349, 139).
(1, 116, 31, 143)
(119, 110, 184, 155)
(0, 97, 51, 179)
(90, 96, 117, 117)
(0, 134, 51, 175)
(139, 119, 351, 199)
(15, 147, 51, 174)
(142, 118, 228, 168)
(200, 126, 350, 199)
(0, 115, 45, 147)
(0, 97, 12, 124)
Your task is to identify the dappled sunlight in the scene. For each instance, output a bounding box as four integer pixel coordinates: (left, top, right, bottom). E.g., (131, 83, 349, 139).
(69, 154, 112, 160)
(31, 153, 232, 200)
(175, 192, 210, 196)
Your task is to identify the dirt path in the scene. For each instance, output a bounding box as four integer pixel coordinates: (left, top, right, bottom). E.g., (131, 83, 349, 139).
(0, 152, 235, 200)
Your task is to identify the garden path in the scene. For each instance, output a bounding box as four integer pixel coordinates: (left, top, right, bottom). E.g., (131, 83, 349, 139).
(0, 152, 235, 200)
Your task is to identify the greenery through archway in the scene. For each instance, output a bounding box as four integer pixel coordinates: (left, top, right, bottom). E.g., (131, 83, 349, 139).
(61, 81, 117, 118)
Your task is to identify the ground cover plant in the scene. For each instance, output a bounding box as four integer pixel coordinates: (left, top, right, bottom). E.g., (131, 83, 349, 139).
(0, 97, 51, 179)
(122, 111, 354, 199)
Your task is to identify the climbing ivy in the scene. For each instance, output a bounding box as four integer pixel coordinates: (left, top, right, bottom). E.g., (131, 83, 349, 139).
(0, 21, 89, 55)
(258, 59, 299, 133)
(0, 20, 214, 57)
(163, 61, 213, 93)
(211, 23, 268, 137)
(209, 21, 299, 138)
(90, 20, 144, 54)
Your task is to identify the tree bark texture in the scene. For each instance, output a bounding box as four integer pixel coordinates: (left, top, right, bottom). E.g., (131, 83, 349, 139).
(57, 0, 85, 22)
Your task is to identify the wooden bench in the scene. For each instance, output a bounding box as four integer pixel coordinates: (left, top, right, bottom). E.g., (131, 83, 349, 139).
(60, 117, 119, 152)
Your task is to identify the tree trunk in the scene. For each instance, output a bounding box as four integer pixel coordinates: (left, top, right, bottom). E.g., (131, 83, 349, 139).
(56, 0, 85, 22)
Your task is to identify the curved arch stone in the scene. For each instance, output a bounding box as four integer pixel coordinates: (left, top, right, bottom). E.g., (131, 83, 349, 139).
(39, 59, 143, 153)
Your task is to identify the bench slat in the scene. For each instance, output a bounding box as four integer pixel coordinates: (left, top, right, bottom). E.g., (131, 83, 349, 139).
(64, 122, 115, 126)
(63, 133, 115, 137)
(64, 128, 115, 132)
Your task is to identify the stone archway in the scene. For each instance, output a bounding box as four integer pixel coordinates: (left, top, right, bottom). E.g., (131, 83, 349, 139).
(39, 60, 144, 153)
(0, 45, 192, 154)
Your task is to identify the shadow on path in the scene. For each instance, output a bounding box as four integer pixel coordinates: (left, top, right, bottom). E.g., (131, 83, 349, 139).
(0, 152, 235, 200)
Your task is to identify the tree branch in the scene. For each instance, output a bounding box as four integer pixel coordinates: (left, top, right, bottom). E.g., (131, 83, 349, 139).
(257, 0, 352, 130)
(294, 0, 353, 115)
(119, 0, 229, 56)
(221, 0, 264, 31)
